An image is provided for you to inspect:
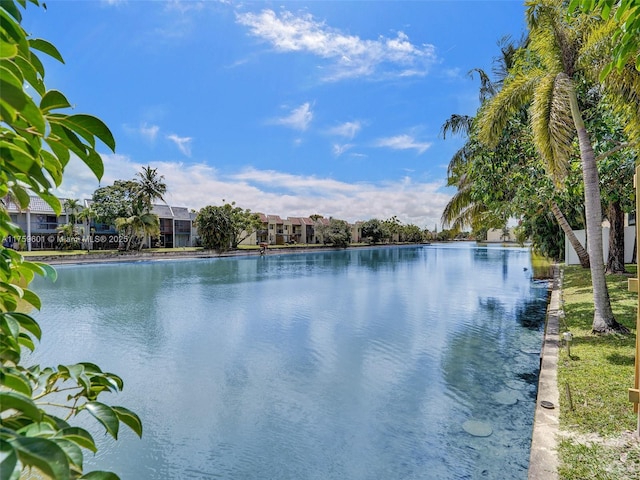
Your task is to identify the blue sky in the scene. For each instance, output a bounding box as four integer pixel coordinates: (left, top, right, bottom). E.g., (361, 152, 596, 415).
(25, 0, 527, 229)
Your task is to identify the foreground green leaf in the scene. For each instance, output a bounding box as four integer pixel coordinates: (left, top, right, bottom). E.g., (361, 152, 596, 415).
(0, 368, 32, 396)
(80, 471, 120, 480)
(0, 392, 42, 421)
(83, 402, 119, 439)
(10, 436, 70, 479)
(0, 438, 19, 480)
(55, 427, 97, 453)
(113, 406, 143, 438)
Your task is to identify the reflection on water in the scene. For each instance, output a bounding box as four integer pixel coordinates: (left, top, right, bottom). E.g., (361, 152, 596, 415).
(30, 244, 547, 479)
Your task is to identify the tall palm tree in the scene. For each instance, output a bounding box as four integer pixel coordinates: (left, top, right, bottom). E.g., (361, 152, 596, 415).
(478, 0, 639, 333)
(136, 166, 167, 212)
(439, 54, 511, 235)
(440, 49, 591, 266)
(135, 166, 166, 249)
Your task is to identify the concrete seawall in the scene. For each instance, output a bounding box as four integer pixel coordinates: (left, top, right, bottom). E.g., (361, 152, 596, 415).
(528, 265, 561, 479)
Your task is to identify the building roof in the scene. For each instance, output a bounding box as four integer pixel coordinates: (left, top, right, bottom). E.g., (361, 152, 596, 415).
(6, 196, 61, 214)
(171, 206, 192, 220)
(5, 197, 362, 229)
(151, 204, 173, 218)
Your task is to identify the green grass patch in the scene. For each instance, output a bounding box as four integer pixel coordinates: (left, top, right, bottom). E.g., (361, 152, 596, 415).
(557, 264, 639, 478)
(557, 437, 640, 480)
(21, 250, 90, 256)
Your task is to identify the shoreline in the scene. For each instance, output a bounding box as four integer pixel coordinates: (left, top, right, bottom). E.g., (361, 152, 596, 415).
(528, 264, 560, 479)
(25, 243, 432, 266)
(20, 241, 534, 266)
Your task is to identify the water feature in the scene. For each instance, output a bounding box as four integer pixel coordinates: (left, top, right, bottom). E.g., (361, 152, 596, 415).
(30, 243, 549, 479)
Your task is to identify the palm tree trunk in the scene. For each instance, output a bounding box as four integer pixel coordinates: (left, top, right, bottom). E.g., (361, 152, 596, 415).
(549, 200, 589, 268)
(605, 200, 626, 274)
(567, 82, 628, 334)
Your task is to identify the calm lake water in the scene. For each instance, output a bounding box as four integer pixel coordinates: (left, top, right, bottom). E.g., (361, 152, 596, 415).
(30, 243, 548, 479)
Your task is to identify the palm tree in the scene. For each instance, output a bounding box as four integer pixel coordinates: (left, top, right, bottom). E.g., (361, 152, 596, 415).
(56, 222, 80, 250)
(440, 71, 591, 267)
(116, 166, 168, 250)
(115, 211, 160, 251)
(477, 0, 639, 333)
(77, 205, 96, 251)
(63, 198, 82, 225)
(441, 172, 476, 232)
(136, 165, 167, 212)
(439, 59, 509, 235)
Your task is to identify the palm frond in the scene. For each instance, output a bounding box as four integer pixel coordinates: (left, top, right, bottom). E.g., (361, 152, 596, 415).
(449, 203, 488, 232)
(602, 65, 640, 145)
(477, 72, 539, 147)
(530, 72, 574, 182)
(440, 170, 492, 231)
(440, 114, 474, 139)
(528, 21, 564, 73)
(580, 20, 617, 71)
(468, 68, 496, 103)
(446, 145, 472, 180)
(441, 182, 473, 228)
(492, 34, 529, 89)
(580, 17, 640, 145)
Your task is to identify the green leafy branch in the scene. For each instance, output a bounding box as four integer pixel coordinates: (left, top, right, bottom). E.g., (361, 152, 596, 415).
(1, 1, 142, 478)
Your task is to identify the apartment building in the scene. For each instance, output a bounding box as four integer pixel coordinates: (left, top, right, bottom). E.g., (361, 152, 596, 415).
(247, 214, 316, 246)
(151, 204, 194, 248)
(4, 195, 363, 250)
(4, 196, 196, 251)
(242, 215, 361, 246)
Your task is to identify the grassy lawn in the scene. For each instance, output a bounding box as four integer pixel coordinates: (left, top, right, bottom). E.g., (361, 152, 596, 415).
(557, 264, 640, 479)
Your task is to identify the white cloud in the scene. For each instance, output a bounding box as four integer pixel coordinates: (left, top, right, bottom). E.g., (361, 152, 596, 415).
(332, 143, 353, 156)
(231, 167, 359, 194)
(374, 134, 432, 154)
(327, 121, 362, 139)
(163, 0, 206, 14)
(271, 102, 313, 131)
(167, 134, 193, 156)
(54, 155, 450, 229)
(140, 123, 160, 141)
(123, 123, 160, 142)
(148, 0, 208, 42)
(53, 154, 140, 200)
(236, 9, 437, 81)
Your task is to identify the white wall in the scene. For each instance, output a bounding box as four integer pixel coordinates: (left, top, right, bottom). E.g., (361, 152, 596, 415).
(486, 228, 517, 242)
(565, 226, 636, 265)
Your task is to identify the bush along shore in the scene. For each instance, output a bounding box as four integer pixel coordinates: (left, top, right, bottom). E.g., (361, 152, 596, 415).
(557, 265, 640, 479)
